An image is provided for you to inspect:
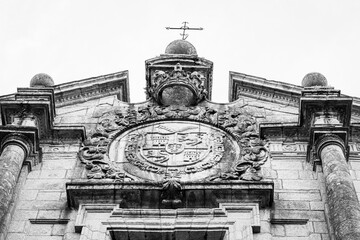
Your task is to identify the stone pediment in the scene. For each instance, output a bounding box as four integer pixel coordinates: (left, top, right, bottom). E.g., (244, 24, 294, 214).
(229, 71, 360, 123)
(229, 71, 303, 105)
(53, 70, 129, 107)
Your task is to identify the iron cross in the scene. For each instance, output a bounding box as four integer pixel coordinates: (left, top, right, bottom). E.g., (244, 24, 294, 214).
(166, 22, 203, 40)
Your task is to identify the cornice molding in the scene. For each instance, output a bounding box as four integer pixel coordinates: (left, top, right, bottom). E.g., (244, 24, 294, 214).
(0, 88, 85, 144)
(229, 72, 302, 104)
(53, 71, 129, 107)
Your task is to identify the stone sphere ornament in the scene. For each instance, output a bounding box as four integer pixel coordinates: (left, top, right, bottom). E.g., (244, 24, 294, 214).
(165, 39, 197, 55)
(30, 73, 55, 87)
(301, 72, 328, 87)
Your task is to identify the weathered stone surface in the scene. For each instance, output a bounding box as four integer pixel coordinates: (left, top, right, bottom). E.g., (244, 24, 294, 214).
(275, 201, 310, 210)
(320, 143, 360, 239)
(0, 145, 26, 233)
(277, 190, 322, 201)
(8, 39, 360, 240)
(313, 221, 328, 233)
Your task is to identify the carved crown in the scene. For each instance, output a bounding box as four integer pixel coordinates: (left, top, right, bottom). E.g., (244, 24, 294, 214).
(148, 64, 208, 106)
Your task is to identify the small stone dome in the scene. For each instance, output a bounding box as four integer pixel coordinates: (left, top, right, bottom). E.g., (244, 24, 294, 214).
(30, 73, 54, 87)
(301, 72, 328, 87)
(165, 39, 197, 55)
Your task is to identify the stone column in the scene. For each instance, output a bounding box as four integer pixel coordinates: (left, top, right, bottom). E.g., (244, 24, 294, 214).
(317, 135, 360, 240)
(0, 134, 30, 230)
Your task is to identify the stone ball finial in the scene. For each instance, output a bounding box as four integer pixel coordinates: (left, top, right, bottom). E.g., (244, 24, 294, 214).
(301, 72, 328, 87)
(165, 39, 197, 55)
(30, 73, 54, 88)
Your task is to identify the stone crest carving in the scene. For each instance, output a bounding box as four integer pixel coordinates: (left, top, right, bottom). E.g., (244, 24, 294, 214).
(109, 121, 226, 181)
(78, 104, 270, 182)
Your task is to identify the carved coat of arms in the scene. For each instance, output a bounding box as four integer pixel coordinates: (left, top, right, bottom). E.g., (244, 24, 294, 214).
(123, 123, 225, 176)
(79, 106, 269, 182)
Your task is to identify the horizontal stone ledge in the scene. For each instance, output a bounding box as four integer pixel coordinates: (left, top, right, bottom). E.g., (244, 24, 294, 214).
(270, 218, 308, 225)
(29, 218, 70, 224)
(66, 180, 274, 209)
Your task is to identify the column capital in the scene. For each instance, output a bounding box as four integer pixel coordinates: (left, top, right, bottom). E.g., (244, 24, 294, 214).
(1, 133, 32, 157)
(315, 133, 346, 159)
(309, 130, 349, 168)
(0, 126, 40, 170)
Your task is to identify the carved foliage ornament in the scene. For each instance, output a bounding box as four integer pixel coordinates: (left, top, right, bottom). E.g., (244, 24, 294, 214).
(78, 133, 135, 181)
(78, 105, 269, 182)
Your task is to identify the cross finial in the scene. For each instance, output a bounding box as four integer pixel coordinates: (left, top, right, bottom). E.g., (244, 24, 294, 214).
(166, 22, 203, 40)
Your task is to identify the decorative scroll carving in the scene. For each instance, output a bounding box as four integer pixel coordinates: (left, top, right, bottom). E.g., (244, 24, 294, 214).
(78, 133, 134, 181)
(148, 64, 208, 105)
(209, 138, 268, 181)
(78, 105, 269, 182)
(282, 144, 298, 152)
(96, 111, 131, 133)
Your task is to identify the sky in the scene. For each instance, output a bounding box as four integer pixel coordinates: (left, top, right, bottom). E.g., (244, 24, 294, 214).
(1, 0, 360, 103)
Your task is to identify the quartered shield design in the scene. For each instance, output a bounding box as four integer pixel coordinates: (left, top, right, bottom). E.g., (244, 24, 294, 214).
(122, 122, 225, 175)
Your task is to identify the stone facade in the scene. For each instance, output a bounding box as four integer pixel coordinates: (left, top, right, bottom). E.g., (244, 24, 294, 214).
(1, 40, 360, 240)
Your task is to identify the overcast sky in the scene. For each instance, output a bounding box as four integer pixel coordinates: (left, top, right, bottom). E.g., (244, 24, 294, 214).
(1, 0, 359, 103)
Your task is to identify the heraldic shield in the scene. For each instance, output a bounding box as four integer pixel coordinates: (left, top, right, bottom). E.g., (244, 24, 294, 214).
(141, 130, 213, 167)
(108, 121, 240, 182)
